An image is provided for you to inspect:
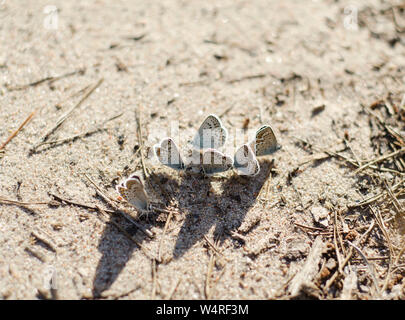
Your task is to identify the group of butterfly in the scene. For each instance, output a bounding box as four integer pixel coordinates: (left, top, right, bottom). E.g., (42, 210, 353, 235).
(116, 114, 279, 211)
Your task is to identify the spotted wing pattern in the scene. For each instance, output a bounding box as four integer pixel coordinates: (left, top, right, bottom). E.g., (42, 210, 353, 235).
(116, 174, 149, 210)
(154, 138, 185, 170)
(193, 114, 227, 150)
(249, 125, 278, 156)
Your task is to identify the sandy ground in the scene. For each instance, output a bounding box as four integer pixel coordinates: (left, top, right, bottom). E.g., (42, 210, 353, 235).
(0, 0, 404, 299)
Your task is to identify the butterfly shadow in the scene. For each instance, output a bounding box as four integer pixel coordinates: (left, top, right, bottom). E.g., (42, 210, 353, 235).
(92, 200, 161, 298)
(91, 172, 183, 297)
(91, 160, 272, 296)
(172, 159, 273, 259)
(92, 222, 133, 297)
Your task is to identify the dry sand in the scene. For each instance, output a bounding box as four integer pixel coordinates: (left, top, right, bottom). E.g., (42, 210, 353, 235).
(0, 0, 404, 299)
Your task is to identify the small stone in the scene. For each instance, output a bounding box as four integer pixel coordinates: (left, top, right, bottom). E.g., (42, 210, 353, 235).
(311, 206, 330, 227)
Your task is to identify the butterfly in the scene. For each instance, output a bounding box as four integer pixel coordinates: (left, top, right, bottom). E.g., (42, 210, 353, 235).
(116, 174, 149, 210)
(249, 125, 279, 156)
(233, 144, 260, 176)
(155, 114, 233, 175)
(193, 114, 228, 150)
(154, 138, 185, 170)
(186, 148, 234, 174)
(234, 125, 279, 176)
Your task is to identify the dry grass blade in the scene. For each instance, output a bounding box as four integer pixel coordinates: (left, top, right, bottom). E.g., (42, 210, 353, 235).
(227, 73, 267, 84)
(32, 78, 104, 152)
(203, 235, 229, 262)
(369, 205, 394, 293)
(324, 220, 376, 292)
(205, 252, 215, 300)
(333, 213, 343, 273)
(5, 69, 84, 91)
(349, 178, 405, 208)
(151, 258, 158, 299)
(0, 110, 36, 150)
(34, 113, 123, 148)
(135, 108, 149, 178)
(157, 209, 173, 263)
(383, 179, 403, 213)
(165, 278, 182, 300)
(0, 196, 50, 206)
(288, 236, 325, 297)
(354, 147, 405, 174)
(346, 240, 380, 297)
(392, 5, 405, 32)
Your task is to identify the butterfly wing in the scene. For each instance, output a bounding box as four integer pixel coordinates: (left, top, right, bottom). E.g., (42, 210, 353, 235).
(193, 114, 227, 150)
(234, 144, 260, 176)
(116, 175, 149, 210)
(200, 149, 233, 174)
(249, 125, 278, 156)
(154, 138, 185, 170)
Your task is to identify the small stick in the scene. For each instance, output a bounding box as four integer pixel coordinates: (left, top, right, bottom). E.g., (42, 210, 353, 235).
(394, 244, 405, 266)
(49, 193, 107, 211)
(227, 230, 247, 243)
(347, 240, 380, 296)
(34, 113, 123, 148)
(0, 110, 37, 150)
(165, 278, 182, 300)
(205, 252, 215, 300)
(348, 178, 405, 208)
(354, 147, 405, 174)
(369, 205, 394, 293)
(25, 247, 47, 262)
(32, 78, 104, 151)
(151, 258, 158, 300)
(31, 230, 57, 253)
(292, 136, 358, 167)
(157, 209, 174, 263)
(135, 108, 149, 178)
(293, 221, 328, 232)
(333, 212, 343, 273)
(6, 69, 84, 91)
(55, 84, 91, 109)
(352, 256, 389, 262)
(0, 196, 50, 206)
(386, 125, 405, 146)
(324, 220, 376, 291)
(392, 6, 405, 33)
(227, 73, 267, 84)
(367, 165, 405, 175)
(383, 179, 403, 213)
(35, 128, 107, 148)
(203, 235, 229, 261)
(178, 80, 208, 87)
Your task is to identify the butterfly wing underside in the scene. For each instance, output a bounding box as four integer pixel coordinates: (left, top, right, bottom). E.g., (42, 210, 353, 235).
(154, 138, 185, 170)
(116, 175, 149, 210)
(234, 144, 260, 176)
(249, 125, 278, 156)
(200, 149, 233, 174)
(193, 114, 227, 150)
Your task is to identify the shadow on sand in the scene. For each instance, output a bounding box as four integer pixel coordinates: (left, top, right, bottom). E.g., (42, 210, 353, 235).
(92, 159, 273, 297)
